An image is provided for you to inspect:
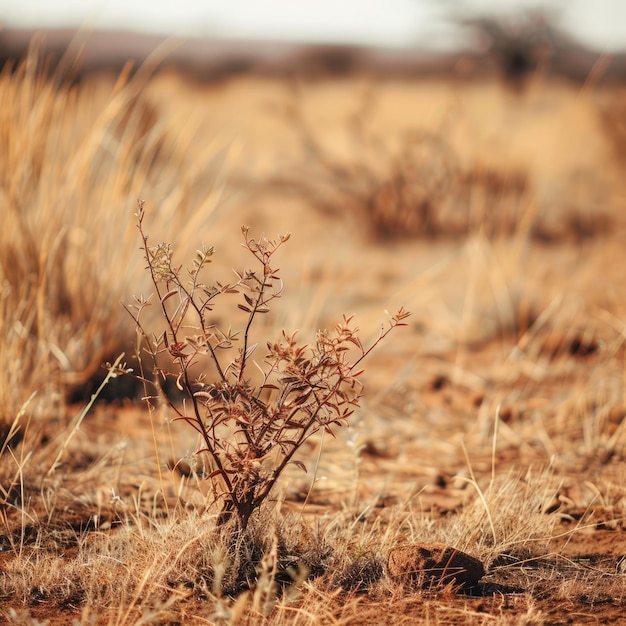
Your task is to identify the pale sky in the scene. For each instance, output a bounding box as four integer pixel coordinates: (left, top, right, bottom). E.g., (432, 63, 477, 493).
(2, 0, 626, 51)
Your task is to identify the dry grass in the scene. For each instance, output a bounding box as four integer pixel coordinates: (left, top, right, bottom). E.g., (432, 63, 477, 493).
(2, 40, 626, 624)
(1, 38, 229, 425)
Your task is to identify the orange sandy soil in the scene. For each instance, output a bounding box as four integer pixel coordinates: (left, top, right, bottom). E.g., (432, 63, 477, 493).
(4, 68, 626, 624)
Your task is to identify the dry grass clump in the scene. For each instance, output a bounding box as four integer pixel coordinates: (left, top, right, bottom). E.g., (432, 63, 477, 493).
(376, 467, 562, 569)
(0, 41, 227, 427)
(1, 498, 370, 623)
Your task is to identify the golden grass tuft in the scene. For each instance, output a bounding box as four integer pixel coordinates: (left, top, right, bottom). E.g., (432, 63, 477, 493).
(1, 40, 228, 425)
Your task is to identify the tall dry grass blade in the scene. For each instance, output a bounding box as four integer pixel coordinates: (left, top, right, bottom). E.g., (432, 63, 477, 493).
(47, 353, 126, 477)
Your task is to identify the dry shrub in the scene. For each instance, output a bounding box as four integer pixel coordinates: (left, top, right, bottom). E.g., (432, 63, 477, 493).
(124, 203, 410, 529)
(278, 85, 531, 241)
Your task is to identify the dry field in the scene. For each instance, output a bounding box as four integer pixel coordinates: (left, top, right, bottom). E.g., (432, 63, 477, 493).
(3, 43, 626, 624)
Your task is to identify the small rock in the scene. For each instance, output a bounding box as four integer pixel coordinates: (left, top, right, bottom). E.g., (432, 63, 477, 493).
(387, 543, 485, 592)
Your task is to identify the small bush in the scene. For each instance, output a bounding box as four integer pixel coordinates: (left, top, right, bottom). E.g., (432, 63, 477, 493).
(278, 88, 531, 241)
(123, 200, 410, 530)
